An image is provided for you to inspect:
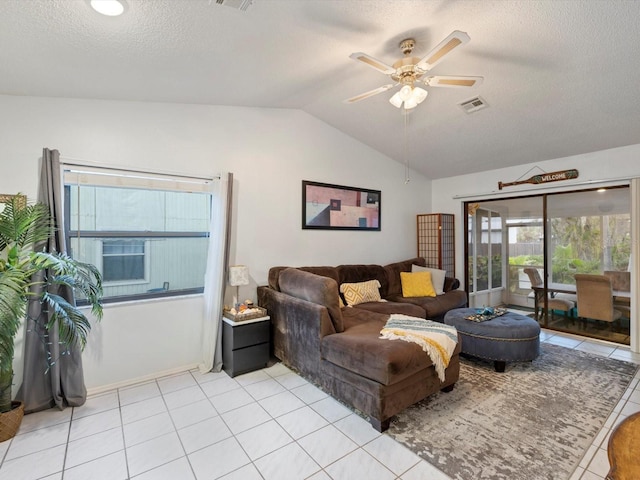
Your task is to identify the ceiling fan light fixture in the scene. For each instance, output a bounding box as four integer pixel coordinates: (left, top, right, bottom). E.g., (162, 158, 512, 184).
(399, 85, 413, 102)
(403, 97, 419, 110)
(389, 92, 403, 108)
(412, 87, 428, 104)
(90, 0, 125, 16)
(389, 86, 428, 109)
(345, 30, 481, 110)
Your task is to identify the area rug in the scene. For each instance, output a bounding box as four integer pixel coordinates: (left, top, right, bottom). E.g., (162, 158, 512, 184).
(387, 343, 638, 480)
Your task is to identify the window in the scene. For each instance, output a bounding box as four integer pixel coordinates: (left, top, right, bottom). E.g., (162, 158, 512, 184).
(64, 166, 213, 303)
(102, 239, 146, 282)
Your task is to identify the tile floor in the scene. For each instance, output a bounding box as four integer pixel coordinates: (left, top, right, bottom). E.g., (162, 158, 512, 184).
(1, 325, 639, 480)
(545, 314, 631, 345)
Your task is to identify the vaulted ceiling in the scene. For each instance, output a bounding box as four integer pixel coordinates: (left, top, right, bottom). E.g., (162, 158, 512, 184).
(1, 0, 639, 179)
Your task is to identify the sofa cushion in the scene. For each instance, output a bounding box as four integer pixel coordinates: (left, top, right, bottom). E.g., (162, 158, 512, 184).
(337, 264, 388, 297)
(268, 266, 339, 291)
(387, 289, 468, 320)
(400, 271, 436, 298)
(411, 265, 447, 295)
(444, 276, 461, 292)
(353, 301, 426, 318)
(279, 268, 345, 332)
(340, 279, 382, 306)
(321, 308, 436, 385)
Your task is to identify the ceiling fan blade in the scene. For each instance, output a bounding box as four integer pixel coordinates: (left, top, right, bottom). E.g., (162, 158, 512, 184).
(343, 84, 395, 104)
(416, 30, 470, 71)
(424, 75, 484, 88)
(349, 52, 395, 75)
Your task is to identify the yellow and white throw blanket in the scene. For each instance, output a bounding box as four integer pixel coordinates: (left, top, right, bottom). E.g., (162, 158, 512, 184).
(380, 314, 458, 382)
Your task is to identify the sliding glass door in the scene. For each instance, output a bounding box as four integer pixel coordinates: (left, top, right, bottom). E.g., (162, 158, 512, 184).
(465, 185, 631, 344)
(467, 196, 543, 310)
(546, 188, 631, 343)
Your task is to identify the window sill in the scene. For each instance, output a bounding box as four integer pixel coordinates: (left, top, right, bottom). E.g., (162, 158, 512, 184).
(78, 292, 203, 310)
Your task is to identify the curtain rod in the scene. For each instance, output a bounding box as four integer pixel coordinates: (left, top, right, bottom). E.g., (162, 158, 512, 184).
(452, 176, 632, 200)
(59, 155, 219, 182)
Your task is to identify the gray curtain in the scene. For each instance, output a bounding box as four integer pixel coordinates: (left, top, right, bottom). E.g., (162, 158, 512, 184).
(16, 148, 86, 412)
(199, 172, 233, 373)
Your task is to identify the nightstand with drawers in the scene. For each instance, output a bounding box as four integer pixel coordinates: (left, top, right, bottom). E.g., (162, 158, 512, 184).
(222, 315, 270, 377)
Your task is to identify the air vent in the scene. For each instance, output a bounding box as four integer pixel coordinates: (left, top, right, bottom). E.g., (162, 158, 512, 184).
(458, 96, 488, 114)
(215, 0, 253, 11)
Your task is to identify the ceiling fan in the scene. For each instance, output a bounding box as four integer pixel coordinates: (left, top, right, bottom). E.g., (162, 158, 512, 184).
(345, 30, 483, 110)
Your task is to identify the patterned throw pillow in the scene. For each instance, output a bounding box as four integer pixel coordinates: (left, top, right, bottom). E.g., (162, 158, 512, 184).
(340, 279, 382, 306)
(400, 271, 436, 298)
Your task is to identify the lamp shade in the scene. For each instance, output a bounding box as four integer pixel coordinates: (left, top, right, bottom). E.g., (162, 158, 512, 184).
(413, 87, 428, 104)
(403, 97, 418, 110)
(399, 85, 413, 101)
(229, 265, 250, 286)
(389, 92, 403, 108)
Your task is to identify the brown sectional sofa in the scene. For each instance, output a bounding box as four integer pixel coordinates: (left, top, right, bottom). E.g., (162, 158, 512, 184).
(257, 257, 468, 431)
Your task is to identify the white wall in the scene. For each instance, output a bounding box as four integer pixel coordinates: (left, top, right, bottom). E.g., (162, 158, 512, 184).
(0, 94, 432, 393)
(431, 143, 640, 351)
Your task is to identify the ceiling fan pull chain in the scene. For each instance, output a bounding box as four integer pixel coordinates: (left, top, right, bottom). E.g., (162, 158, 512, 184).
(404, 110, 410, 184)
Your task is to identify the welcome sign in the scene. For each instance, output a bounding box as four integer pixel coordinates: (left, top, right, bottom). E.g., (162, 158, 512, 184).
(499, 169, 579, 190)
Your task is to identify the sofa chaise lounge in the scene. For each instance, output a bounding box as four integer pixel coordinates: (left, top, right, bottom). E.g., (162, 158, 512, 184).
(257, 257, 467, 430)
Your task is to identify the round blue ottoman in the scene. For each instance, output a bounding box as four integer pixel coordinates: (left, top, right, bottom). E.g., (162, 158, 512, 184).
(444, 308, 540, 372)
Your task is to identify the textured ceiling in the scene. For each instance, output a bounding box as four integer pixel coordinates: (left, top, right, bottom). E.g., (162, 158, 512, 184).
(1, 0, 640, 179)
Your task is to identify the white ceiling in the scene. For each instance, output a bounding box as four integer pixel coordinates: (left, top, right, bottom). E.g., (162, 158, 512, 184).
(2, 0, 640, 179)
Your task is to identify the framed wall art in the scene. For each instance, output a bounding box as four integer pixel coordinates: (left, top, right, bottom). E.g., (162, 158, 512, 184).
(0, 193, 26, 214)
(302, 180, 381, 231)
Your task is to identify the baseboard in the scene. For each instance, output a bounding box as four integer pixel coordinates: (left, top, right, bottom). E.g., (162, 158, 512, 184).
(86, 363, 200, 397)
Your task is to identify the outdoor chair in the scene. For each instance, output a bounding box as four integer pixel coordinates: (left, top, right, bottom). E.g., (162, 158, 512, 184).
(523, 267, 575, 321)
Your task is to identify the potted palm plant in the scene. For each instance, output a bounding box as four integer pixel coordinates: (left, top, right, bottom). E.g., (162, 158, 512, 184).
(0, 194, 103, 441)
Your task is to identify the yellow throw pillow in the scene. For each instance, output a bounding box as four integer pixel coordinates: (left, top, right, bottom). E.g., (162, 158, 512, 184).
(412, 264, 447, 295)
(340, 279, 381, 306)
(400, 271, 436, 298)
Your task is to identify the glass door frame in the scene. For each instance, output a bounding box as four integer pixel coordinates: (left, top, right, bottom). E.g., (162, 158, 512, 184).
(467, 207, 504, 307)
(464, 184, 631, 334)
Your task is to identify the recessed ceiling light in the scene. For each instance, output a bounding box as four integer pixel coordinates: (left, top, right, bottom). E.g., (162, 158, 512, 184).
(90, 0, 125, 16)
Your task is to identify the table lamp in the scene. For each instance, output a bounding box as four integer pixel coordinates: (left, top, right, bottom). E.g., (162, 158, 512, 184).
(229, 265, 249, 308)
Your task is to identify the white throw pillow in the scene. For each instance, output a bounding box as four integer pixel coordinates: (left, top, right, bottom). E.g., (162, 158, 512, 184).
(411, 264, 446, 295)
